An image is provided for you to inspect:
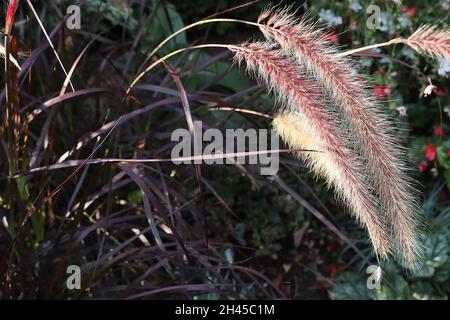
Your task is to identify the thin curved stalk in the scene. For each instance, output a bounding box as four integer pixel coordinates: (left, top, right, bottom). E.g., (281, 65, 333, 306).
(337, 38, 402, 57)
(128, 19, 263, 94)
(126, 44, 235, 95)
(139, 19, 258, 71)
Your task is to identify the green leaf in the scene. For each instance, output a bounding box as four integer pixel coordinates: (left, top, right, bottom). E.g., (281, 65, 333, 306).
(433, 264, 449, 283)
(437, 145, 450, 169)
(330, 273, 373, 300)
(415, 234, 448, 277)
(127, 190, 143, 205)
(410, 281, 435, 300)
(144, 2, 187, 52)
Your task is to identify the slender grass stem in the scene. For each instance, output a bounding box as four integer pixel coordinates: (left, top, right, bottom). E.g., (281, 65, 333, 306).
(126, 43, 237, 95)
(127, 18, 261, 94)
(26, 0, 75, 92)
(140, 18, 259, 70)
(127, 16, 402, 94)
(336, 38, 403, 57)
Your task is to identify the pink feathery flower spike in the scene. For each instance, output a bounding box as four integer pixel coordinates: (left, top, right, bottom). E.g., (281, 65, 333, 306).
(257, 7, 424, 268)
(231, 42, 391, 260)
(400, 25, 450, 63)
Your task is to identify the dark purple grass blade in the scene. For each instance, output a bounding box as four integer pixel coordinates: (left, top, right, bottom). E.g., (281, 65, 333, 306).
(27, 88, 116, 124)
(203, 0, 261, 20)
(124, 283, 234, 300)
(119, 164, 171, 259)
(12, 149, 304, 177)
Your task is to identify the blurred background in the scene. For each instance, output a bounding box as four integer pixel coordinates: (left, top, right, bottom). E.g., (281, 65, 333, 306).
(0, 0, 449, 299)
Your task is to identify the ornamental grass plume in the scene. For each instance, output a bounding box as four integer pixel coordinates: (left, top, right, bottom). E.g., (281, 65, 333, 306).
(397, 25, 450, 62)
(230, 42, 391, 260)
(272, 113, 388, 253)
(257, 7, 425, 267)
(339, 25, 450, 62)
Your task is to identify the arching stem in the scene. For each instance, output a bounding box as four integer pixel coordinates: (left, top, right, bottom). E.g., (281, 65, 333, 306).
(336, 38, 403, 57)
(126, 44, 238, 95)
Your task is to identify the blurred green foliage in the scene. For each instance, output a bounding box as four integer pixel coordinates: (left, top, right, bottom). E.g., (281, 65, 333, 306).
(332, 188, 450, 299)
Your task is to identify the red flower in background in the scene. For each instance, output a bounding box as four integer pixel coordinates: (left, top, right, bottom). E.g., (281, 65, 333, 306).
(401, 6, 417, 17)
(418, 161, 429, 173)
(326, 242, 338, 253)
(328, 264, 339, 277)
(425, 144, 437, 161)
(436, 89, 446, 97)
(434, 127, 445, 136)
(373, 85, 391, 99)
